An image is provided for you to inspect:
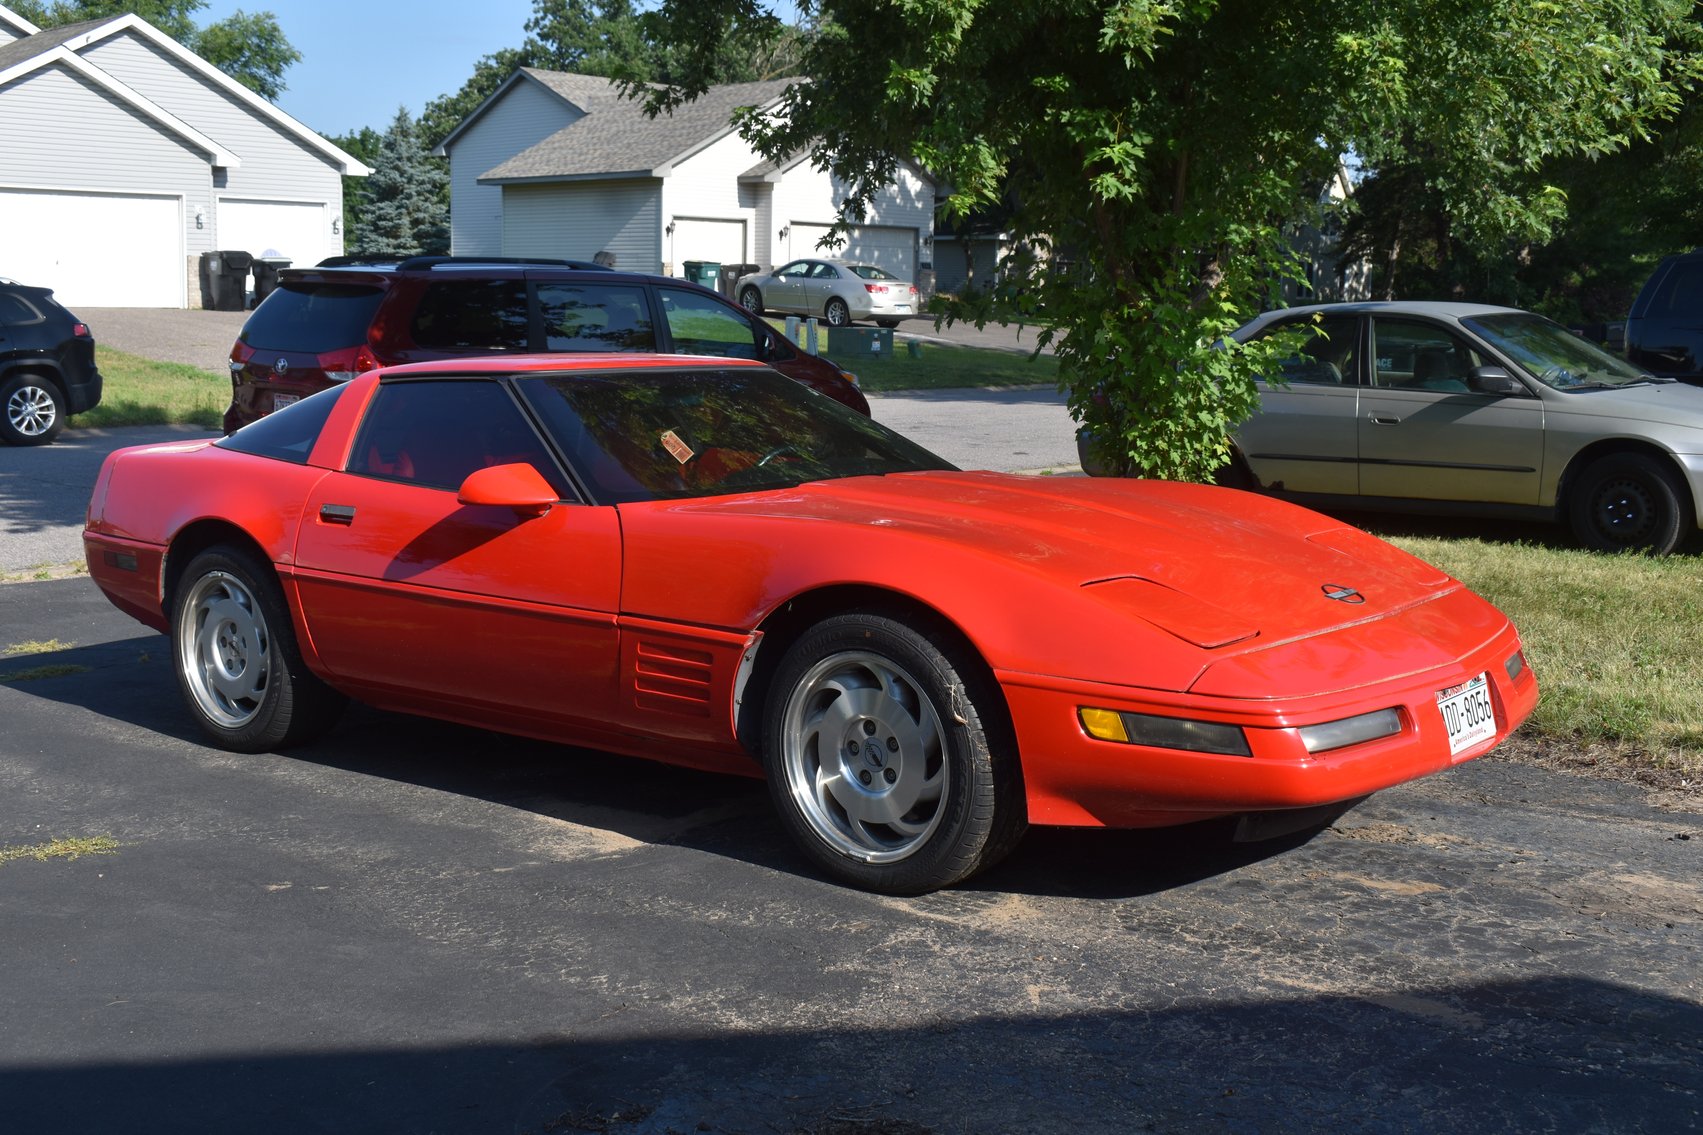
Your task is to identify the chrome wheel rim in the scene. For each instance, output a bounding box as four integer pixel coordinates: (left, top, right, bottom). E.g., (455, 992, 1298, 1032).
(779, 650, 947, 863)
(740, 288, 761, 312)
(178, 570, 272, 728)
(6, 384, 57, 437)
(825, 301, 849, 327)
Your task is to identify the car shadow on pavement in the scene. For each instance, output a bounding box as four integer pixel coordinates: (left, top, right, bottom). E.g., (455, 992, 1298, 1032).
(7, 633, 1329, 901)
(2, 975, 1697, 1134)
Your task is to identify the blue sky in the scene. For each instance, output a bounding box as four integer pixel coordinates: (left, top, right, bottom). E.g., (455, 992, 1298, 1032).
(199, 0, 544, 137)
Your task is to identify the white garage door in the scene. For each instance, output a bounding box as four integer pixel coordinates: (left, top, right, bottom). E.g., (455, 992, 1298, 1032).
(789, 223, 916, 281)
(671, 218, 747, 273)
(217, 198, 330, 268)
(1, 189, 182, 307)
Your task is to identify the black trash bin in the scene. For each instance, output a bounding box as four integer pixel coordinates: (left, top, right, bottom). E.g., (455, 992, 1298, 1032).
(250, 254, 292, 307)
(719, 263, 759, 300)
(200, 250, 253, 312)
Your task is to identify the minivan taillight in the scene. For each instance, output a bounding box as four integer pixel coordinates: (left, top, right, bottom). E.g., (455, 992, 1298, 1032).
(318, 344, 381, 382)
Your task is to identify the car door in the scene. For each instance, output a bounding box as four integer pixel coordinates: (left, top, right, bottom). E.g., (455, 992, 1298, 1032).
(1235, 314, 1363, 495)
(290, 376, 623, 728)
(654, 284, 766, 361)
(803, 262, 843, 313)
(766, 261, 814, 313)
(1357, 317, 1546, 504)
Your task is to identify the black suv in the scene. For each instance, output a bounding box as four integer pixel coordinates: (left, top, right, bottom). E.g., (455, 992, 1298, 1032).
(0, 281, 101, 446)
(1626, 248, 1703, 381)
(225, 256, 869, 432)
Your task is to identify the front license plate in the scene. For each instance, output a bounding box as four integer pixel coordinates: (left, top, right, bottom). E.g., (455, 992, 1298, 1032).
(1436, 673, 1496, 757)
(272, 393, 299, 411)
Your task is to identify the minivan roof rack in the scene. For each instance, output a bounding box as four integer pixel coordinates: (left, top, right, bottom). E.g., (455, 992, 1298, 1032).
(394, 255, 614, 272)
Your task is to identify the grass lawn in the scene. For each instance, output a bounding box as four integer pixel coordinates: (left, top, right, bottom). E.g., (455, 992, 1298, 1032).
(68, 347, 227, 431)
(841, 343, 1059, 392)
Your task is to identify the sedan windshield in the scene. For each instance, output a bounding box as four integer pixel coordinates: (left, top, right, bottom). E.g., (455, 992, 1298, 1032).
(1463, 312, 1659, 390)
(518, 366, 952, 503)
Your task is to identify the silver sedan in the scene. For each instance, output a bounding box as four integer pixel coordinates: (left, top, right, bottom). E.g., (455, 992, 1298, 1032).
(1224, 301, 1703, 554)
(736, 259, 918, 328)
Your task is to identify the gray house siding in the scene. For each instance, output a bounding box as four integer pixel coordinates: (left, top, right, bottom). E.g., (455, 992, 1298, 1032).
(501, 180, 663, 271)
(82, 31, 343, 255)
(450, 81, 580, 255)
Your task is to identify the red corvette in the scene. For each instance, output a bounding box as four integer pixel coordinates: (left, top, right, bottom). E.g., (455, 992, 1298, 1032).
(84, 355, 1538, 892)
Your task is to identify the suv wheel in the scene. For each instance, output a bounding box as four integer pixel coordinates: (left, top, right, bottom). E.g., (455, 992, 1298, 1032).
(0, 373, 66, 446)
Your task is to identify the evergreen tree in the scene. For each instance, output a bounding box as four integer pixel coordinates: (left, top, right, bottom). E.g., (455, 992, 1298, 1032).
(351, 110, 449, 258)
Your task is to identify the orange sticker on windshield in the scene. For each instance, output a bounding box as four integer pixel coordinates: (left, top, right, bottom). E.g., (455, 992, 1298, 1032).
(660, 429, 694, 464)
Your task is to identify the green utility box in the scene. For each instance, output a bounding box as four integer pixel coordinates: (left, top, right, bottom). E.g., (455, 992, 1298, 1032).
(824, 326, 895, 355)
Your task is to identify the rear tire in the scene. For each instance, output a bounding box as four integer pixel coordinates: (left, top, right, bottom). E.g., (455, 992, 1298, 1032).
(1568, 453, 1689, 555)
(824, 298, 852, 327)
(762, 611, 1026, 893)
(0, 373, 65, 446)
(170, 545, 346, 752)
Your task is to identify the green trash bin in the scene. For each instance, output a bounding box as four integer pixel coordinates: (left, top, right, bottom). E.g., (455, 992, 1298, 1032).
(682, 260, 721, 289)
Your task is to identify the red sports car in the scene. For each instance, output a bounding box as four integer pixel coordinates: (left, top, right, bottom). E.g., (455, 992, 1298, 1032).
(84, 355, 1538, 893)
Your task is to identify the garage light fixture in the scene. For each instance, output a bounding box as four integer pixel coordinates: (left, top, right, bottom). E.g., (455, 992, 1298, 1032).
(195, 210, 204, 229)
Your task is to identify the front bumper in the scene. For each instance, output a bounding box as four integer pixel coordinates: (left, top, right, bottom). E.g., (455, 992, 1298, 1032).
(1000, 618, 1536, 828)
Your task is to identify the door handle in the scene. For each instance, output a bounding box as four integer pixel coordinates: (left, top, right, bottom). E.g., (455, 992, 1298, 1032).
(1368, 414, 1401, 425)
(319, 504, 356, 525)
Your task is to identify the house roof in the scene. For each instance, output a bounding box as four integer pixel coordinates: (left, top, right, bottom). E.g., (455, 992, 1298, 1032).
(472, 69, 792, 184)
(0, 39, 240, 167)
(0, 10, 370, 176)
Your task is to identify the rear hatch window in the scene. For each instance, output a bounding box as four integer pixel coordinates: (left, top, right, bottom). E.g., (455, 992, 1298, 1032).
(240, 282, 385, 351)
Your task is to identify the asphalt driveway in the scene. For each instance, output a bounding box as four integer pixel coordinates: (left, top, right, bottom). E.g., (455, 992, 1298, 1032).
(1, 578, 1698, 1133)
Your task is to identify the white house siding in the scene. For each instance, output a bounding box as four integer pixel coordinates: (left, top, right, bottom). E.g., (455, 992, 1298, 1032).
(501, 180, 662, 270)
(451, 81, 581, 255)
(0, 62, 206, 304)
(80, 32, 344, 258)
(768, 162, 934, 278)
(660, 127, 767, 274)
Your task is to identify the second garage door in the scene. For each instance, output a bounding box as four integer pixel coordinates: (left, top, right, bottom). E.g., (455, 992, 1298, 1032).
(788, 224, 917, 281)
(217, 198, 331, 268)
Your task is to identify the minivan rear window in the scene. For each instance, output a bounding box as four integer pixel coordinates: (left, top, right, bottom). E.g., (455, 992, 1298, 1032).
(240, 283, 385, 352)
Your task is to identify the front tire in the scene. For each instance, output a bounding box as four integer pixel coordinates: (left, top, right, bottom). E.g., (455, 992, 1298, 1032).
(762, 611, 1025, 893)
(824, 297, 851, 327)
(1568, 453, 1689, 555)
(171, 546, 345, 752)
(739, 286, 765, 315)
(0, 373, 66, 446)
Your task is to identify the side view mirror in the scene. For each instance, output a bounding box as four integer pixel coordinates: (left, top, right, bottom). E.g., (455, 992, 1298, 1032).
(457, 462, 557, 518)
(1469, 365, 1525, 397)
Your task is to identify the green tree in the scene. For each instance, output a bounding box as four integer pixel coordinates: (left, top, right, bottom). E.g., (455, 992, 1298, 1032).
(631, 0, 1698, 481)
(351, 109, 449, 257)
(15, 0, 300, 100)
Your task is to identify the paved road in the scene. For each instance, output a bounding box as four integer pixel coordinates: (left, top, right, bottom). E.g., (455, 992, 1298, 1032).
(1, 578, 1698, 1133)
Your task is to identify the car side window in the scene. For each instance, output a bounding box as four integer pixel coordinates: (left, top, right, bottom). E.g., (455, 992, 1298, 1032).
(1260, 315, 1358, 386)
(810, 263, 839, 278)
(1650, 259, 1703, 318)
(1370, 320, 1484, 392)
(347, 379, 570, 495)
(656, 287, 763, 360)
(0, 291, 44, 325)
(537, 282, 656, 352)
(409, 280, 530, 351)
(776, 262, 812, 280)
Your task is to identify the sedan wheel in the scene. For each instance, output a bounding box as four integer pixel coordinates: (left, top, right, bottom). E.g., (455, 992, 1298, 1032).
(1568, 454, 1688, 555)
(0, 374, 65, 446)
(824, 298, 851, 327)
(739, 286, 765, 315)
(172, 546, 345, 751)
(763, 611, 1025, 893)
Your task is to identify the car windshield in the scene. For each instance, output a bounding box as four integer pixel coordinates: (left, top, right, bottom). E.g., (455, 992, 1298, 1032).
(848, 265, 899, 280)
(1464, 312, 1657, 390)
(517, 366, 952, 504)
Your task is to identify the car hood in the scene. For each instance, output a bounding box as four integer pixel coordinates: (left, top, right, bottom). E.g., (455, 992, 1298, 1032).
(670, 470, 1461, 655)
(1548, 381, 1703, 437)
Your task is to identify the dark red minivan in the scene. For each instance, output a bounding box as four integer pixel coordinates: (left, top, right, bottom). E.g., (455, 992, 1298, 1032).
(224, 256, 869, 432)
